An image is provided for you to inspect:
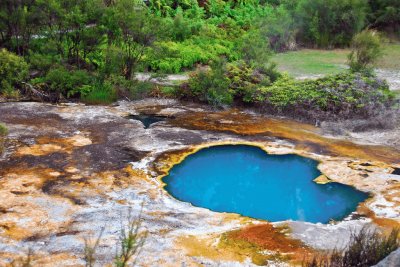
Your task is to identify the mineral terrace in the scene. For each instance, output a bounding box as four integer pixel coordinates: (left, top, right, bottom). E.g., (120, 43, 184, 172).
(0, 99, 399, 266)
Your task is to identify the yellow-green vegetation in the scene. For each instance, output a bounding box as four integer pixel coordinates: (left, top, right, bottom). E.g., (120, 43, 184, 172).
(0, 123, 7, 154)
(272, 43, 400, 77)
(182, 65, 394, 120)
(0, 49, 28, 97)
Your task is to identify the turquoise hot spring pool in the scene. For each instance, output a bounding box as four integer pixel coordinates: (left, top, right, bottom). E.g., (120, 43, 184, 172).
(163, 145, 369, 223)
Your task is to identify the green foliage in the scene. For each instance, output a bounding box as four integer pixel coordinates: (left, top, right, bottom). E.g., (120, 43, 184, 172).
(257, 72, 394, 119)
(107, 75, 154, 100)
(183, 61, 232, 106)
(33, 66, 93, 96)
(303, 227, 399, 267)
(368, 0, 400, 33)
(160, 86, 178, 97)
(182, 59, 279, 106)
(295, 0, 368, 48)
(348, 30, 384, 73)
(255, 5, 296, 52)
(80, 81, 117, 105)
(0, 49, 29, 96)
(226, 60, 276, 102)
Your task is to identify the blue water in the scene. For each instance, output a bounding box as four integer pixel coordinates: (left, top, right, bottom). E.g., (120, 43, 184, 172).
(163, 145, 369, 223)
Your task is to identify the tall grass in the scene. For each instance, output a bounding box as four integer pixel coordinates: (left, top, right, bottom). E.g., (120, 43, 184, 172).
(81, 87, 117, 105)
(303, 227, 399, 267)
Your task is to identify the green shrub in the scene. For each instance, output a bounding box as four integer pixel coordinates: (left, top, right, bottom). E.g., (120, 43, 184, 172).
(160, 86, 178, 97)
(303, 227, 399, 267)
(348, 30, 384, 73)
(106, 75, 155, 100)
(81, 81, 117, 105)
(148, 35, 234, 73)
(32, 66, 93, 96)
(226, 60, 275, 103)
(0, 49, 29, 96)
(295, 0, 368, 48)
(257, 72, 394, 120)
(181, 61, 232, 106)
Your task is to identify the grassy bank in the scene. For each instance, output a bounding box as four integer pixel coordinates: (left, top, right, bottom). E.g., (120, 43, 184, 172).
(272, 43, 400, 77)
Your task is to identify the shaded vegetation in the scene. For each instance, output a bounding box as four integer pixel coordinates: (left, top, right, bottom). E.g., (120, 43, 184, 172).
(303, 227, 399, 267)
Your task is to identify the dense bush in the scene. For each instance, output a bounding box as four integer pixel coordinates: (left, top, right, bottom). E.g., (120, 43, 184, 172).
(32, 66, 93, 96)
(0, 49, 29, 96)
(181, 59, 279, 106)
(180, 61, 232, 106)
(183, 66, 394, 120)
(295, 0, 368, 48)
(348, 30, 384, 73)
(256, 72, 394, 120)
(368, 0, 400, 33)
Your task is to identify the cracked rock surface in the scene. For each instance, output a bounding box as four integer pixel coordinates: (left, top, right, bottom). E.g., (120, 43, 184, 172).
(0, 99, 399, 266)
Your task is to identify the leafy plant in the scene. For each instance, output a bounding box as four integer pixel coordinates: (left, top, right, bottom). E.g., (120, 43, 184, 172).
(348, 30, 384, 73)
(182, 60, 232, 106)
(32, 66, 93, 96)
(0, 49, 29, 97)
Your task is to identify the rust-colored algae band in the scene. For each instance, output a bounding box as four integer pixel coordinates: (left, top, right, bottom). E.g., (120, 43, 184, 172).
(171, 110, 400, 165)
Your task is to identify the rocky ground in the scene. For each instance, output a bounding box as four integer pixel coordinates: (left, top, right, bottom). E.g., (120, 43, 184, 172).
(0, 99, 399, 266)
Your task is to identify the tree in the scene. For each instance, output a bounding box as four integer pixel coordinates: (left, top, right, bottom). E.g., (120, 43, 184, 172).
(0, 0, 45, 56)
(348, 30, 383, 73)
(106, 0, 161, 79)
